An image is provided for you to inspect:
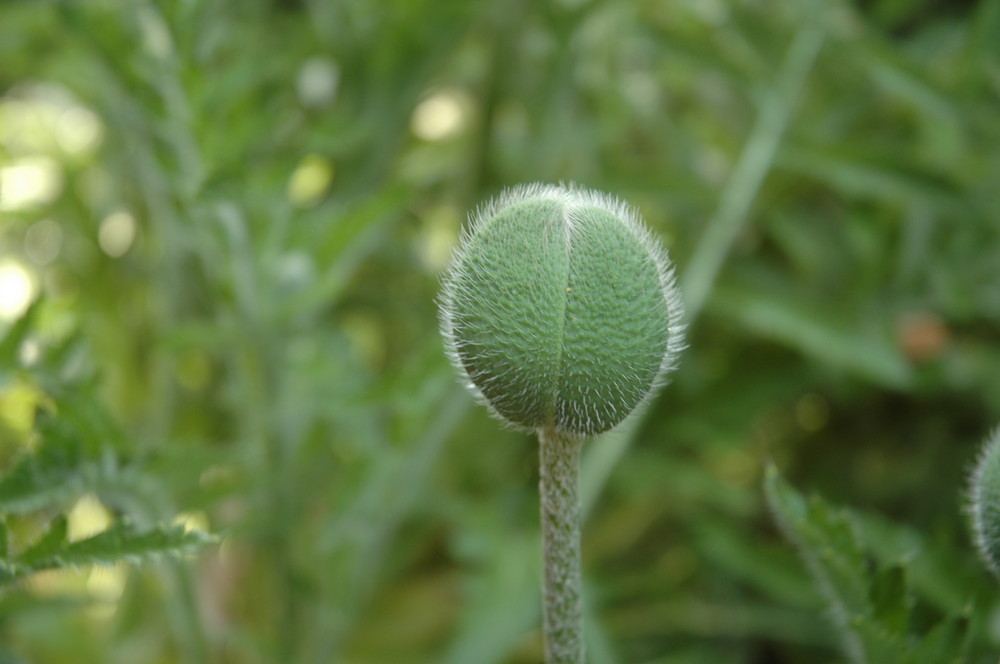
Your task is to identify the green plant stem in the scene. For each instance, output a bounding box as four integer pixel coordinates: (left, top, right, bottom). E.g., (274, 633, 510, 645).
(538, 427, 584, 664)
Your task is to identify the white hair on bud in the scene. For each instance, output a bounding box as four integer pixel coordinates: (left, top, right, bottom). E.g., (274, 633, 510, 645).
(967, 426, 1000, 576)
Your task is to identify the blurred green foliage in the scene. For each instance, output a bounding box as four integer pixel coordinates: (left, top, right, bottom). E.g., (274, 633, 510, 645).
(767, 465, 977, 664)
(1, 0, 999, 662)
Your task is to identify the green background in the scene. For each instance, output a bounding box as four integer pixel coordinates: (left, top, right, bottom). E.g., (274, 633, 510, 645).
(1, 0, 999, 662)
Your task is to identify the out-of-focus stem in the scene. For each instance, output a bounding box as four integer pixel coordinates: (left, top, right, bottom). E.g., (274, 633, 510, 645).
(681, 15, 827, 321)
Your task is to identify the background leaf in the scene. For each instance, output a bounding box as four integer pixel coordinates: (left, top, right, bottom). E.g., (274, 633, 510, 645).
(1, 0, 998, 662)
(766, 465, 972, 664)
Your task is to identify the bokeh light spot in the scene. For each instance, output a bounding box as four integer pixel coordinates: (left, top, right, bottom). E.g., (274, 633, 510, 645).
(0, 157, 63, 211)
(416, 204, 461, 272)
(297, 57, 340, 109)
(84, 565, 127, 622)
(287, 154, 334, 207)
(411, 89, 469, 141)
(98, 211, 137, 258)
(87, 566, 127, 604)
(0, 260, 37, 321)
(173, 510, 211, 534)
(56, 106, 102, 156)
(0, 378, 47, 443)
(67, 494, 112, 542)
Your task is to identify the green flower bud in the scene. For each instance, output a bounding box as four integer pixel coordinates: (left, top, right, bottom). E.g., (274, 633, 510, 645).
(970, 427, 1000, 576)
(439, 183, 684, 436)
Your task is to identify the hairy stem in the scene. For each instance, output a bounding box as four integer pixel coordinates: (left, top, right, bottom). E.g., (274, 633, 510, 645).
(538, 427, 584, 664)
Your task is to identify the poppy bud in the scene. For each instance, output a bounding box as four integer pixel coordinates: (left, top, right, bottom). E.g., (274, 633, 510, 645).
(439, 183, 684, 436)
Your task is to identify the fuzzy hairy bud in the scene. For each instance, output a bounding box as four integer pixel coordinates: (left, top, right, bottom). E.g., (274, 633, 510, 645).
(970, 427, 1000, 577)
(438, 183, 684, 436)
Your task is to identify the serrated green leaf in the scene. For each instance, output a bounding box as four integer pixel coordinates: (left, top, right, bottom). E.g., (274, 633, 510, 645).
(766, 467, 869, 616)
(55, 522, 215, 567)
(18, 515, 69, 568)
(0, 389, 131, 514)
(850, 511, 970, 615)
(766, 466, 973, 664)
(40, 388, 131, 457)
(765, 466, 898, 664)
(0, 422, 91, 514)
(13, 521, 214, 577)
